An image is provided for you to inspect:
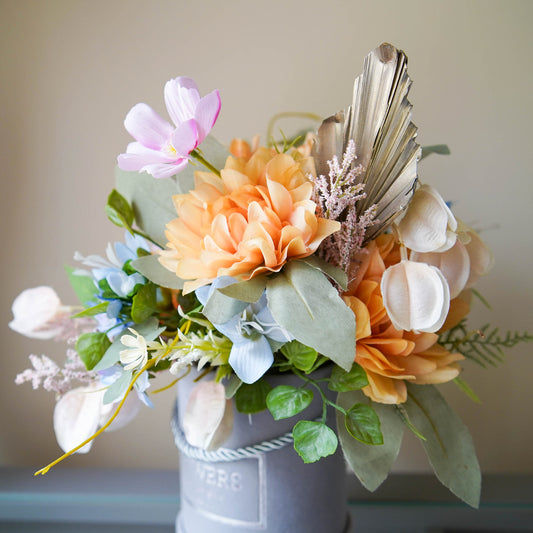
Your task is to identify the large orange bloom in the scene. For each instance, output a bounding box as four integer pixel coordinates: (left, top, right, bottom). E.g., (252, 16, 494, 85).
(159, 147, 340, 293)
(344, 234, 464, 404)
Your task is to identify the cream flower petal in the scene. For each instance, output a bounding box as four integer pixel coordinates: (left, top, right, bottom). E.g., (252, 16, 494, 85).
(381, 260, 450, 333)
(411, 239, 470, 298)
(397, 184, 457, 253)
(183, 380, 233, 451)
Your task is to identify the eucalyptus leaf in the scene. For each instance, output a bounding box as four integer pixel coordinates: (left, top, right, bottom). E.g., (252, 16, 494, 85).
(328, 363, 369, 392)
(115, 168, 181, 247)
(131, 255, 184, 290)
(131, 283, 157, 323)
(345, 403, 383, 445)
(234, 379, 272, 414)
(266, 385, 313, 420)
(266, 261, 355, 371)
(218, 276, 267, 303)
(300, 256, 348, 290)
(281, 340, 318, 372)
(336, 390, 404, 491)
(106, 189, 134, 230)
(76, 332, 111, 371)
(420, 144, 451, 160)
(93, 317, 164, 371)
(404, 384, 481, 508)
(203, 287, 248, 325)
(103, 369, 133, 405)
(293, 420, 338, 463)
(65, 266, 98, 305)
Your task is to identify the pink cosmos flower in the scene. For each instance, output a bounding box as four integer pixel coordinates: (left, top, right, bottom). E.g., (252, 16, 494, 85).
(117, 77, 221, 179)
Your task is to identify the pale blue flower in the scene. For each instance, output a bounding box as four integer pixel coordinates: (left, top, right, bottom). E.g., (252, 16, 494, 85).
(196, 277, 293, 384)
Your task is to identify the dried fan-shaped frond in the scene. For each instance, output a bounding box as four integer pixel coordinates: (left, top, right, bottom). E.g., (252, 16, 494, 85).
(312, 43, 421, 242)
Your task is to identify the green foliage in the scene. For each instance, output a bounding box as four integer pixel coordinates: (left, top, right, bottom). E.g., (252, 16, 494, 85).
(293, 420, 338, 463)
(76, 332, 111, 371)
(280, 341, 318, 372)
(131, 255, 184, 290)
(404, 384, 481, 508)
(299, 256, 348, 291)
(235, 379, 272, 414)
(266, 261, 355, 372)
(266, 385, 313, 420)
(105, 189, 134, 231)
(336, 390, 404, 491)
(440, 320, 533, 368)
(328, 363, 368, 392)
(131, 283, 157, 323)
(202, 287, 248, 325)
(344, 403, 383, 445)
(218, 276, 267, 303)
(223, 374, 243, 399)
(103, 369, 133, 405)
(420, 144, 451, 160)
(65, 266, 98, 305)
(71, 301, 109, 318)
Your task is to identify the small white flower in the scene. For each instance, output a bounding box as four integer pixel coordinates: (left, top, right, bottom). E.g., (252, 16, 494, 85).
(119, 328, 150, 371)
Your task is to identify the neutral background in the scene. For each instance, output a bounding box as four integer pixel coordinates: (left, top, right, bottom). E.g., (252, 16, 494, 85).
(1, 0, 531, 477)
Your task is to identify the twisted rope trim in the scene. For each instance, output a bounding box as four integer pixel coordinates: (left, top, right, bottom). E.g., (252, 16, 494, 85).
(171, 404, 294, 463)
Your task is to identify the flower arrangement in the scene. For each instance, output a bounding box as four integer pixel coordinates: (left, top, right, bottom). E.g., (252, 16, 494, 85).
(10, 43, 532, 508)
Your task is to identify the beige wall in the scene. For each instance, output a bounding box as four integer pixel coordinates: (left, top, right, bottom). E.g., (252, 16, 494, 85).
(1, 0, 532, 474)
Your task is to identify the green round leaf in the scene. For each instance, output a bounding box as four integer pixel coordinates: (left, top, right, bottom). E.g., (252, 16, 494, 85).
(235, 379, 272, 414)
(76, 332, 111, 371)
(293, 420, 338, 463)
(266, 385, 313, 420)
(328, 363, 369, 392)
(280, 341, 318, 372)
(345, 403, 383, 445)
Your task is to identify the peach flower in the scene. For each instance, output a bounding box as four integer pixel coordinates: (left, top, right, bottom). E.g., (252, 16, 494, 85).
(159, 147, 340, 293)
(344, 234, 464, 404)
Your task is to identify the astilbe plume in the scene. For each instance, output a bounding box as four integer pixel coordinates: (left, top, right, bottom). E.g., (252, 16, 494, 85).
(15, 349, 97, 396)
(313, 139, 377, 276)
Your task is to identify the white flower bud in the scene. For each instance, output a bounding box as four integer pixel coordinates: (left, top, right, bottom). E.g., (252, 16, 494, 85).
(183, 380, 234, 451)
(53, 385, 105, 454)
(9, 286, 68, 339)
(397, 184, 457, 253)
(381, 260, 450, 333)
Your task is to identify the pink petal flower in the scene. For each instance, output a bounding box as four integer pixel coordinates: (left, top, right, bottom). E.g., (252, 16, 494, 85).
(118, 77, 221, 179)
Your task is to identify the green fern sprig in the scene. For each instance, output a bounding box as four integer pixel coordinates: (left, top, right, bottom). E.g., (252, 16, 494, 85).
(439, 320, 533, 368)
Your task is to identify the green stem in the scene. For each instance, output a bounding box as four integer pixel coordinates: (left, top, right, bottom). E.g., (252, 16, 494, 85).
(266, 111, 323, 147)
(190, 149, 220, 176)
(130, 228, 160, 248)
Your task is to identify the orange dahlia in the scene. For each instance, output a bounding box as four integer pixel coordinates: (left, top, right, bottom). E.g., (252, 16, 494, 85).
(344, 234, 464, 404)
(159, 147, 340, 293)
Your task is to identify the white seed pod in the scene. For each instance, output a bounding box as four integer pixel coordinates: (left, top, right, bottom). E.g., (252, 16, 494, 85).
(53, 385, 105, 454)
(397, 184, 457, 253)
(381, 260, 450, 333)
(410, 239, 470, 299)
(183, 380, 234, 451)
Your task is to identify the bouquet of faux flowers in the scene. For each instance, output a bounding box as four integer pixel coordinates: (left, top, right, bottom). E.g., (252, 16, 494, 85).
(10, 43, 531, 508)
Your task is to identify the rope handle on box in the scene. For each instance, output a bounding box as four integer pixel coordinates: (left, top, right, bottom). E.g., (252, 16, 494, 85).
(171, 404, 295, 463)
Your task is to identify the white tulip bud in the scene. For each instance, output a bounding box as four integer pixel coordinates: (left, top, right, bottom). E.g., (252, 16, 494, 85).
(183, 380, 234, 451)
(397, 184, 457, 253)
(9, 286, 69, 340)
(381, 260, 450, 333)
(53, 385, 105, 454)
